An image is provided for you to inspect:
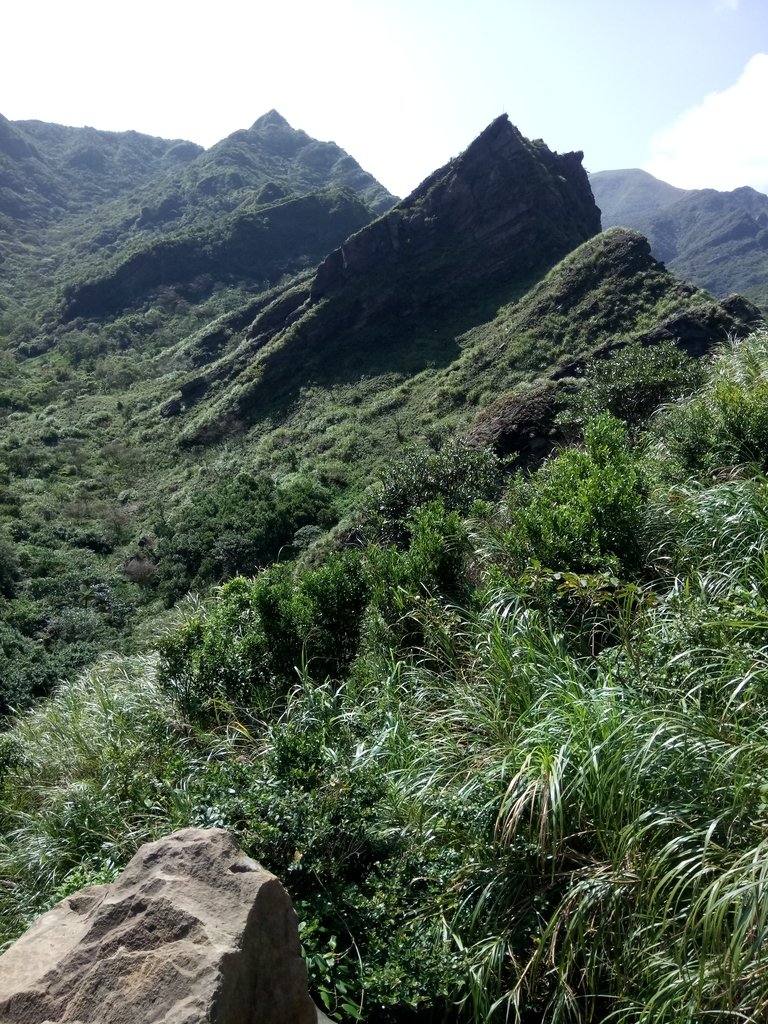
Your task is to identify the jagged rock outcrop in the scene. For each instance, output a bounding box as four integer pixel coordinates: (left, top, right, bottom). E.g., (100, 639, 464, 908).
(311, 114, 600, 302)
(0, 828, 318, 1024)
(175, 115, 602, 440)
(468, 378, 567, 464)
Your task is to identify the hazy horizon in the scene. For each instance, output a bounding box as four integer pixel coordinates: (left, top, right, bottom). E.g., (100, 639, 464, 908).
(3, 0, 767, 197)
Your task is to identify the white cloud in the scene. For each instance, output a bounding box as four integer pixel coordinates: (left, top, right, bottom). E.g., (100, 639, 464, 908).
(644, 53, 768, 193)
(714, 0, 739, 11)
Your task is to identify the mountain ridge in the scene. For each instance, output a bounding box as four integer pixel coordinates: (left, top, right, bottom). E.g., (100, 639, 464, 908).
(0, 111, 397, 328)
(591, 168, 768, 309)
(162, 114, 602, 441)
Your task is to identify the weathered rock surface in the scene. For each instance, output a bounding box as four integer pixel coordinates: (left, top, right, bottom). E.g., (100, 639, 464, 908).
(310, 114, 600, 303)
(177, 115, 602, 441)
(0, 828, 317, 1024)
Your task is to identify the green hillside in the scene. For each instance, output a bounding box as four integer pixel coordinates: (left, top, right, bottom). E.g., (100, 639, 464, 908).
(4, 327, 768, 1022)
(0, 110, 397, 328)
(0, 111, 767, 1023)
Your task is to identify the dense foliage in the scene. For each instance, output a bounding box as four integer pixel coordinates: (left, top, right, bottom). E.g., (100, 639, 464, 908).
(154, 470, 338, 603)
(3, 332, 768, 1021)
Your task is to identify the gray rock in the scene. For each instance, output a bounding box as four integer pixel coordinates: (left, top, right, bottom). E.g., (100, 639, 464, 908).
(0, 828, 317, 1024)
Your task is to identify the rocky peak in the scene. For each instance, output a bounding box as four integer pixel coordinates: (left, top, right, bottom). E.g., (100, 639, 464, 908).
(178, 116, 602, 438)
(311, 113, 600, 301)
(250, 109, 292, 131)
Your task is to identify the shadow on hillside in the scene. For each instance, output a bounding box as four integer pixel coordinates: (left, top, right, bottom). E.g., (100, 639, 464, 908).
(234, 276, 536, 428)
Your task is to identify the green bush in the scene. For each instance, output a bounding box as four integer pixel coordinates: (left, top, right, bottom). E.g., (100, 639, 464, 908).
(501, 414, 647, 576)
(363, 438, 502, 546)
(364, 501, 471, 656)
(158, 551, 368, 723)
(558, 337, 705, 431)
(155, 471, 337, 603)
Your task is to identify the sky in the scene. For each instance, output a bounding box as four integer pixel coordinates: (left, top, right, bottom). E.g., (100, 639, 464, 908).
(2, 0, 767, 198)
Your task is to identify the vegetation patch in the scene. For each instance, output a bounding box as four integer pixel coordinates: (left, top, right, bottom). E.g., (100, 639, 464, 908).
(4, 333, 768, 1021)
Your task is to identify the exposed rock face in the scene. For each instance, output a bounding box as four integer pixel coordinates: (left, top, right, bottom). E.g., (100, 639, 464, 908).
(311, 114, 600, 303)
(0, 828, 317, 1024)
(468, 378, 568, 464)
(176, 115, 602, 441)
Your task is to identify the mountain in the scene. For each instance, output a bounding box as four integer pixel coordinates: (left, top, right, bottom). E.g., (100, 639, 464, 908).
(0, 111, 398, 327)
(589, 168, 692, 226)
(0, 113, 200, 228)
(2, 110, 768, 1024)
(0, 112, 761, 713)
(591, 168, 768, 309)
(163, 114, 603, 442)
(0, 109, 394, 234)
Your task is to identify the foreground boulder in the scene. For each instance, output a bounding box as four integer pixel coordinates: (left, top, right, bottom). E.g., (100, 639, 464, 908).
(0, 828, 317, 1024)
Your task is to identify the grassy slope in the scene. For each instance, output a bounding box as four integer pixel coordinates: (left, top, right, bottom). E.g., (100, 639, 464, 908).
(0, 112, 405, 708)
(4, 333, 768, 1023)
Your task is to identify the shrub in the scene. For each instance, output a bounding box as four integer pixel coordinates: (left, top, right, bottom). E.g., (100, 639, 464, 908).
(157, 551, 368, 723)
(362, 438, 503, 546)
(155, 471, 337, 603)
(558, 337, 705, 432)
(363, 501, 471, 657)
(500, 414, 647, 576)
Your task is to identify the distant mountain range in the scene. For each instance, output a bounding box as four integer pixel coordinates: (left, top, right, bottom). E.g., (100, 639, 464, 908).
(591, 168, 768, 310)
(0, 110, 397, 328)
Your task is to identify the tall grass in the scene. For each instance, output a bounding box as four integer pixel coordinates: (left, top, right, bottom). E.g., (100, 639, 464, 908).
(0, 654, 225, 946)
(4, 331, 768, 1021)
(395, 585, 768, 1021)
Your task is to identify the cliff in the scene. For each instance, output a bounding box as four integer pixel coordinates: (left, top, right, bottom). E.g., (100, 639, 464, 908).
(173, 115, 602, 439)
